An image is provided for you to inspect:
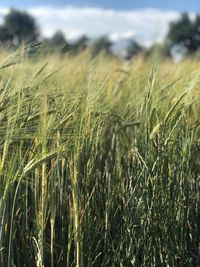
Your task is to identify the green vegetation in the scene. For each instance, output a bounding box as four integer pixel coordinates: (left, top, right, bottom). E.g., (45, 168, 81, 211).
(166, 13, 200, 55)
(1, 9, 200, 60)
(0, 50, 199, 267)
(0, 9, 38, 46)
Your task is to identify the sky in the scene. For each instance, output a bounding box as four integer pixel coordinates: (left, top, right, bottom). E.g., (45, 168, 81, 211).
(0, 1, 199, 46)
(0, 0, 199, 11)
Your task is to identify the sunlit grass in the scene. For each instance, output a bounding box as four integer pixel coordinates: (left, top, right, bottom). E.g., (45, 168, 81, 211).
(0, 50, 199, 266)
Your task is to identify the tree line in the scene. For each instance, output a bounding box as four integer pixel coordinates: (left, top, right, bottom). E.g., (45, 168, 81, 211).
(0, 9, 200, 59)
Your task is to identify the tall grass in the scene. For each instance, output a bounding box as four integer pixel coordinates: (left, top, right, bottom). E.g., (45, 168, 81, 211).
(0, 50, 199, 267)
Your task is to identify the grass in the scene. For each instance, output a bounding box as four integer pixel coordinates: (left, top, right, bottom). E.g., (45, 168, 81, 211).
(0, 49, 199, 267)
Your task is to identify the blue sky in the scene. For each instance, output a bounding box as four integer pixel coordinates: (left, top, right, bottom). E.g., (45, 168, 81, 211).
(0, 1, 197, 47)
(0, 0, 199, 11)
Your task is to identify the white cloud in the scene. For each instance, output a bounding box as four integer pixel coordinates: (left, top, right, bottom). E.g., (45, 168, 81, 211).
(110, 30, 136, 42)
(0, 6, 181, 46)
(0, 8, 9, 24)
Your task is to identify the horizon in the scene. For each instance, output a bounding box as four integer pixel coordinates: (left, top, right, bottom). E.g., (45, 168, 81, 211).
(0, 1, 199, 47)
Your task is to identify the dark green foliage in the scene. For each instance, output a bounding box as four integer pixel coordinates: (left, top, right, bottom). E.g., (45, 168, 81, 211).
(126, 40, 143, 60)
(50, 31, 67, 48)
(4, 9, 39, 45)
(90, 36, 113, 57)
(0, 25, 13, 44)
(42, 31, 69, 54)
(167, 13, 200, 55)
(0, 9, 39, 47)
(68, 35, 89, 55)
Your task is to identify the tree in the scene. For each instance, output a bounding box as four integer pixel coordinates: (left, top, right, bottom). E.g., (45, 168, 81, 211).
(192, 15, 200, 50)
(4, 9, 39, 45)
(50, 31, 67, 47)
(90, 36, 113, 57)
(69, 35, 89, 55)
(167, 13, 193, 50)
(166, 13, 200, 56)
(49, 31, 69, 52)
(41, 31, 69, 55)
(0, 25, 13, 44)
(126, 40, 143, 60)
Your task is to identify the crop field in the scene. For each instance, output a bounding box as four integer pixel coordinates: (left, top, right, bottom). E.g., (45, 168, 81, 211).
(0, 50, 199, 266)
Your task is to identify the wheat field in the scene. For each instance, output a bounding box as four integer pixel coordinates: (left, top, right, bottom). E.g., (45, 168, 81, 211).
(0, 50, 199, 266)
